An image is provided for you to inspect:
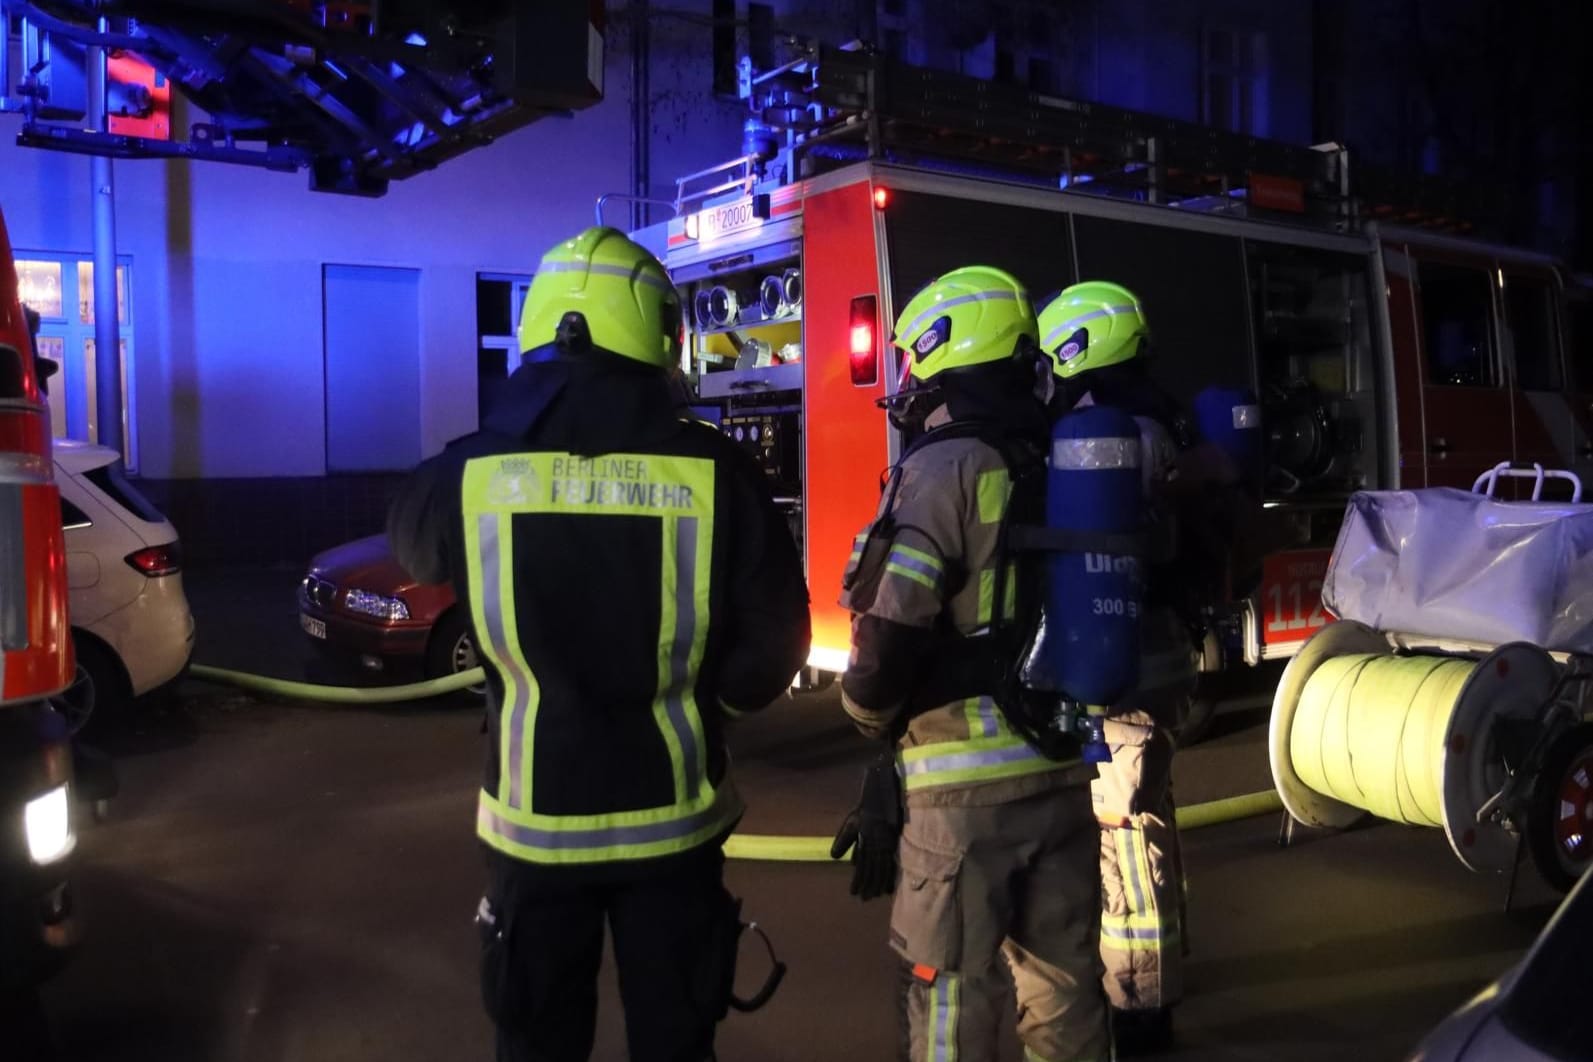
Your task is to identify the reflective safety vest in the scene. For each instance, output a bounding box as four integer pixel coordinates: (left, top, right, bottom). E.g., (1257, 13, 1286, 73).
(462, 450, 743, 865)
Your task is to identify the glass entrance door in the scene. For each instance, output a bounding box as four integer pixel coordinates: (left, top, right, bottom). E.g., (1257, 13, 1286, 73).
(14, 254, 135, 466)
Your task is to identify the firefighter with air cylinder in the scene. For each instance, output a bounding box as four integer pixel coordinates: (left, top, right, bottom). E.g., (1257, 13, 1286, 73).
(1037, 280, 1260, 1053)
(834, 269, 1254, 1059)
(831, 266, 1118, 1062)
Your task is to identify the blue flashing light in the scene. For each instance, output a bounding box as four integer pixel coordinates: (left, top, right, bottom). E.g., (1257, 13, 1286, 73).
(405, 32, 429, 47)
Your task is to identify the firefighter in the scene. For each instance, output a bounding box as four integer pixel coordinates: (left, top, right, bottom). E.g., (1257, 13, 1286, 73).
(834, 266, 1110, 1062)
(1037, 280, 1209, 1054)
(387, 226, 811, 1062)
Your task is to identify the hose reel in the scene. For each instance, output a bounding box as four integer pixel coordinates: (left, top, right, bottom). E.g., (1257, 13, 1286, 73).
(1270, 620, 1560, 874)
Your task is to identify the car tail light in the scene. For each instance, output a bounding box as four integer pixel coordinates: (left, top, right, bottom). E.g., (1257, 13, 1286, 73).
(126, 543, 182, 577)
(849, 295, 878, 386)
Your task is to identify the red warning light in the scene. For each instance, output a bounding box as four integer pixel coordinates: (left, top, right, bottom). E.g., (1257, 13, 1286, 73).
(873, 187, 891, 210)
(849, 295, 878, 386)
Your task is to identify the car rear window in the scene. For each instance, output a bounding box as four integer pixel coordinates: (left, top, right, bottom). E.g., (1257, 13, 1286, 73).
(84, 462, 166, 524)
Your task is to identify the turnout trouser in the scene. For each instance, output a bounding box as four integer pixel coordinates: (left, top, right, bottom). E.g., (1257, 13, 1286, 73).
(890, 786, 1110, 1062)
(1092, 714, 1186, 1013)
(479, 846, 732, 1062)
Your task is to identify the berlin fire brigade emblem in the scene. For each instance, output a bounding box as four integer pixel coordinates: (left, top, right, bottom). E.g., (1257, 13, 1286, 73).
(488, 458, 539, 506)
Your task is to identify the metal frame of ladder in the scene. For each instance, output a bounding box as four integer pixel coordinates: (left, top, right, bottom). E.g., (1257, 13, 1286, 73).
(676, 37, 1505, 238)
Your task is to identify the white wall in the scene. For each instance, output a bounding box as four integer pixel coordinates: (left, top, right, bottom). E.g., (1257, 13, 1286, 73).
(1, 3, 759, 479)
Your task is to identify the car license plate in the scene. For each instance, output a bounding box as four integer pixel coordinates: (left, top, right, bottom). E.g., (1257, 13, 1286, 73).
(1259, 549, 1333, 646)
(300, 613, 327, 640)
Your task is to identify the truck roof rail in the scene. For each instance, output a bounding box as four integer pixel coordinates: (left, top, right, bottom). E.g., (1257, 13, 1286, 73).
(684, 38, 1505, 237)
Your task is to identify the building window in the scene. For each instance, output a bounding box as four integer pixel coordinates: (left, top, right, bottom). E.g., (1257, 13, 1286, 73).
(875, 0, 915, 65)
(16, 252, 136, 466)
(882, 28, 904, 61)
(1027, 55, 1053, 93)
(16, 260, 63, 318)
(75, 261, 128, 324)
(477, 272, 532, 425)
(1204, 27, 1268, 136)
(994, 48, 1014, 82)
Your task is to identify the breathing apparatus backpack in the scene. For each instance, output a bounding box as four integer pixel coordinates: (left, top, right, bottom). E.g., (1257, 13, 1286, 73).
(1012, 405, 1147, 760)
(842, 407, 1147, 761)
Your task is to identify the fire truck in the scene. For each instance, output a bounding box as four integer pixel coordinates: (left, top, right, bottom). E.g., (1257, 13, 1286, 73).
(0, 202, 78, 994)
(628, 42, 1593, 687)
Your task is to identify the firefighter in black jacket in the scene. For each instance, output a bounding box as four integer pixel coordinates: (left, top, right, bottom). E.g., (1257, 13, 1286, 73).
(388, 226, 811, 1062)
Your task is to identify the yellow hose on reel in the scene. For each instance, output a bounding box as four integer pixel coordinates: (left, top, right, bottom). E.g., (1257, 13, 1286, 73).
(1270, 620, 1560, 874)
(1290, 654, 1470, 828)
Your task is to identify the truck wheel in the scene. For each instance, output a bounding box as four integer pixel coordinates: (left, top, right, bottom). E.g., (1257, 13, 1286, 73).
(1527, 723, 1593, 893)
(426, 610, 485, 697)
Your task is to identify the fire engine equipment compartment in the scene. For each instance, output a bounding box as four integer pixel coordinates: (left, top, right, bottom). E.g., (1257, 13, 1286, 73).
(678, 236, 807, 555)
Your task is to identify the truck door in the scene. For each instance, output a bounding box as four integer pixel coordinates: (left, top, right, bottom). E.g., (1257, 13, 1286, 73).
(1565, 283, 1593, 485)
(1502, 266, 1576, 486)
(1408, 252, 1514, 487)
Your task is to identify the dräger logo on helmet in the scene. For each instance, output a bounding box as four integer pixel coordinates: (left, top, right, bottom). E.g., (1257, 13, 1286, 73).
(913, 316, 951, 359)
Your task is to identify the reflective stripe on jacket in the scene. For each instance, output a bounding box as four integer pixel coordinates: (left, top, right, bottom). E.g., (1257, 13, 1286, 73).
(898, 697, 1071, 794)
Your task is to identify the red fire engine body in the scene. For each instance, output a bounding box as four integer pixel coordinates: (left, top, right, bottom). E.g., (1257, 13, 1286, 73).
(0, 200, 78, 990)
(632, 44, 1593, 681)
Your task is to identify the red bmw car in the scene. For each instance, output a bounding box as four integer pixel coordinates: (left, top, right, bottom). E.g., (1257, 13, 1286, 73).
(298, 535, 479, 687)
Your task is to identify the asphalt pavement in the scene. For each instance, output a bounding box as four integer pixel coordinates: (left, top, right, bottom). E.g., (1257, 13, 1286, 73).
(31, 568, 1564, 1061)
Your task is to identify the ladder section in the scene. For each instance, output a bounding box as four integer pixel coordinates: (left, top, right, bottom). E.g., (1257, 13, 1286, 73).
(699, 39, 1501, 236)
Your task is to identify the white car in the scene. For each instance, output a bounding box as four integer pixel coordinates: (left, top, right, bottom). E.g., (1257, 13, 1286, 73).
(53, 440, 194, 730)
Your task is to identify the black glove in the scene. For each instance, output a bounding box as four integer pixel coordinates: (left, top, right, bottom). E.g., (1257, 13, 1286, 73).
(830, 743, 903, 900)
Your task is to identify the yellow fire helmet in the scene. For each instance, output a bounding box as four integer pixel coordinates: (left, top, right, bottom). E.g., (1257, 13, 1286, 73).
(892, 266, 1038, 384)
(1036, 280, 1149, 379)
(517, 226, 683, 368)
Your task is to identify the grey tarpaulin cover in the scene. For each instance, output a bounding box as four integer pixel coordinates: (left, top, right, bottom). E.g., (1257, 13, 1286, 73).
(1323, 488, 1593, 653)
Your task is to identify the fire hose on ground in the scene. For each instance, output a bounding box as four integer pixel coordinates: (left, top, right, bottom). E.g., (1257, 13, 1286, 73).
(185, 662, 1288, 861)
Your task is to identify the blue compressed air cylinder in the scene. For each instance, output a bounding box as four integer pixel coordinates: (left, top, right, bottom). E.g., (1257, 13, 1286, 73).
(1041, 405, 1144, 706)
(1194, 385, 1264, 492)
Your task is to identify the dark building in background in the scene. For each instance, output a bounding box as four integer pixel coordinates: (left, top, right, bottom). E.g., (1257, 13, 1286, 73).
(843, 0, 1587, 265)
(1312, 0, 1583, 264)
